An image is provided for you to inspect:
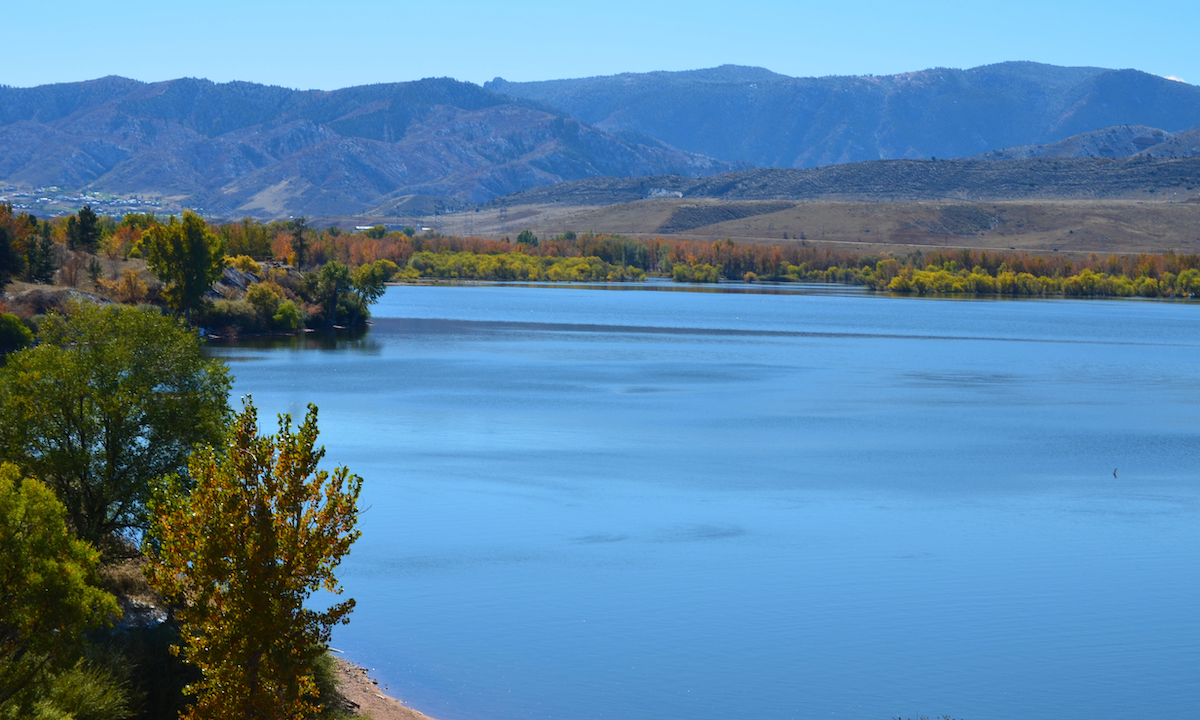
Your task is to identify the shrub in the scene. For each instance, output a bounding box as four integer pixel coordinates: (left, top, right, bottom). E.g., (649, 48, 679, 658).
(272, 300, 302, 331)
(0, 313, 33, 355)
(227, 255, 261, 275)
(197, 300, 261, 334)
(99, 269, 149, 304)
(245, 282, 284, 319)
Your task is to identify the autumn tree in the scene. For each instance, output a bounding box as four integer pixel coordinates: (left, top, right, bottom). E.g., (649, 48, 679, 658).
(147, 399, 363, 720)
(0, 205, 57, 285)
(144, 210, 228, 320)
(0, 302, 231, 551)
(0, 463, 120, 710)
(0, 203, 33, 289)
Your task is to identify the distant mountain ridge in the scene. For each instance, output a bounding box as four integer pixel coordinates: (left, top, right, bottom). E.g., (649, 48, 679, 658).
(487, 62, 1200, 169)
(0, 76, 738, 216)
(3, 62, 1200, 219)
(977, 125, 1200, 160)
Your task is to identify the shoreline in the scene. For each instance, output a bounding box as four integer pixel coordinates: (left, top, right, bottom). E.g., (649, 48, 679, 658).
(333, 656, 439, 720)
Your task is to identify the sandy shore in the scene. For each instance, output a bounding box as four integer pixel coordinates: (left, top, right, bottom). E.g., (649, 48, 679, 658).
(333, 657, 439, 720)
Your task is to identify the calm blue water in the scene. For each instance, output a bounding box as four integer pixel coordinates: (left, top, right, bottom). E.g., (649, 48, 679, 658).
(210, 282, 1200, 720)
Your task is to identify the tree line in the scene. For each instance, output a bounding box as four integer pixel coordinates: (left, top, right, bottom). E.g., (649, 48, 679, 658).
(6, 207, 1200, 336)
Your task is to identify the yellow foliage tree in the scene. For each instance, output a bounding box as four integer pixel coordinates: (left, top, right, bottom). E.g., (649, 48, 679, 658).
(146, 398, 362, 720)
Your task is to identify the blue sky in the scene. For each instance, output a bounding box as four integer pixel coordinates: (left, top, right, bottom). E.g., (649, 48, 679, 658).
(5, 0, 1197, 89)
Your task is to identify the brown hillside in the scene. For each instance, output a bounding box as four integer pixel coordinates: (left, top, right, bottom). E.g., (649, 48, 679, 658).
(422, 199, 1200, 256)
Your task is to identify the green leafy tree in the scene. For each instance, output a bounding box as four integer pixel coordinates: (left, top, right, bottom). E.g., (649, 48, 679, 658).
(119, 212, 159, 231)
(345, 260, 395, 326)
(146, 399, 362, 720)
(303, 261, 351, 327)
(516, 229, 538, 246)
(66, 205, 102, 253)
(0, 463, 120, 710)
(272, 300, 302, 331)
(0, 302, 231, 551)
(144, 211, 228, 321)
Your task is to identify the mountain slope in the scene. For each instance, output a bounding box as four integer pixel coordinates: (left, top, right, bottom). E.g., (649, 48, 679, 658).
(0, 76, 740, 216)
(487, 63, 1200, 168)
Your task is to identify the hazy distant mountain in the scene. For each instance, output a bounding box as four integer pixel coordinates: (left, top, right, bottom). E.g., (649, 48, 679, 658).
(0, 76, 739, 217)
(6, 62, 1200, 220)
(978, 125, 1200, 160)
(487, 62, 1200, 168)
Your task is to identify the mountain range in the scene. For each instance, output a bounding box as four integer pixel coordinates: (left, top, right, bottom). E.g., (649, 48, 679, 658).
(488, 62, 1200, 168)
(0, 62, 1198, 218)
(0, 76, 736, 216)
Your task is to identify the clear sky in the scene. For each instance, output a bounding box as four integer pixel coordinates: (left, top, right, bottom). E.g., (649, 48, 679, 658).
(5, 0, 1197, 89)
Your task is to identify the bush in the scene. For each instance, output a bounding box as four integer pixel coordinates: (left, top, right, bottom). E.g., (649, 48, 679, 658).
(246, 282, 284, 319)
(16, 659, 131, 720)
(99, 269, 149, 304)
(0, 313, 33, 355)
(97, 623, 197, 720)
(311, 652, 356, 720)
(197, 300, 262, 335)
(272, 300, 302, 331)
(227, 255, 261, 275)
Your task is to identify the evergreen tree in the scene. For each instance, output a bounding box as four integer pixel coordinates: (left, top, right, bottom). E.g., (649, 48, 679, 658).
(290, 217, 308, 269)
(67, 205, 102, 253)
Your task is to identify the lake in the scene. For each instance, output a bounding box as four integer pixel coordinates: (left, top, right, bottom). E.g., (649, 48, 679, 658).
(209, 282, 1200, 720)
